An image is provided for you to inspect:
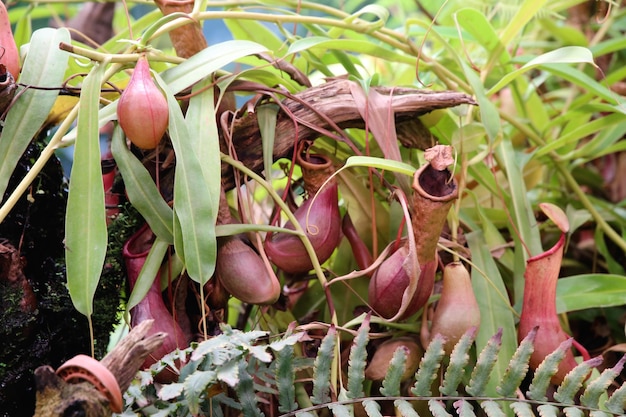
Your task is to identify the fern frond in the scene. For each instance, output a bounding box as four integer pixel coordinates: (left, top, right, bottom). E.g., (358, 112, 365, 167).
(497, 327, 537, 398)
(296, 412, 316, 417)
(276, 344, 297, 413)
(604, 379, 626, 414)
(236, 361, 264, 417)
(589, 411, 611, 417)
(380, 346, 407, 397)
(328, 402, 352, 417)
(454, 399, 477, 417)
(347, 314, 370, 399)
(429, 399, 453, 417)
(528, 338, 574, 401)
(563, 406, 584, 417)
(554, 356, 603, 405)
(363, 399, 383, 417)
(466, 328, 503, 396)
(311, 325, 336, 405)
(480, 400, 506, 417)
(183, 370, 218, 415)
(412, 334, 446, 396)
(537, 403, 559, 417)
(581, 355, 626, 408)
(441, 327, 477, 396)
(510, 401, 533, 417)
(395, 399, 419, 417)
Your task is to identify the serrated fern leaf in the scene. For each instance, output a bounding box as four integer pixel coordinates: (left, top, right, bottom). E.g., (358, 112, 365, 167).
(412, 334, 446, 396)
(441, 327, 477, 396)
(347, 314, 370, 399)
(554, 356, 604, 405)
(328, 402, 353, 417)
(497, 327, 537, 398)
(528, 338, 574, 401)
(311, 325, 337, 405)
(537, 404, 559, 417)
(510, 401, 534, 417)
(563, 406, 584, 417)
(581, 356, 626, 408)
(276, 344, 297, 413)
(395, 399, 419, 417)
(480, 400, 506, 417)
(590, 411, 611, 417)
(604, 379, 626, 414)
(296, 412, 316, 417)
(363, 399, 383, 417)
(380, 346, 407, 397)
(454, 399, 476, 417)
(184, 370, 218, 415)
(466, 329, 503, 396)
(235, 361, 264, 417)
(429, 399, 453, 417)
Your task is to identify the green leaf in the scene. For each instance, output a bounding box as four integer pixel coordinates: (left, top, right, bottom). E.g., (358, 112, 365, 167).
(184, 370, 218, 415)
(155, 75, 217, 285)
(161, 40, 268, 94)
(346, 314, 370, 399)
(363, 400, 383, 417)
(379, 347, 406, 397)
(344, 155, 416, 176)
(497, 326, 536, 398)
(258, 103, 279, 179)
(110, 125, 174, 243)
(65, 61, 107, 317)
(287, 37, 413, 64)
(311, 325, 336, 405)
(467, 230, 517, 399)
(276, 345, 297, 413)
(554, 356, 603, 405)
(488, 46, 597, 96)
(236, 362, 263, 417)
(125, 236, 169, 311)
(412, 334, 445, 397)
(440, 327, 477, 396)
(581, 357, 626, 409)
(395, 399, 419, 417)
(556, 274, 626, 313)
(429, 400, 453, 417)
(467, 330, 503, 397)
(0, 27, 70, 198)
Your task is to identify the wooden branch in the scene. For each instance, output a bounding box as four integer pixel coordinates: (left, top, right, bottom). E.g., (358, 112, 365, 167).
(100, 320, 167, 393)
(33, 320, 166, 416)
(221, 79, 476, 189)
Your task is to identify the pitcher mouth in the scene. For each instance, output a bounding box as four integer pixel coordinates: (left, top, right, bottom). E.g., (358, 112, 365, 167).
(122, 223, 155, 260)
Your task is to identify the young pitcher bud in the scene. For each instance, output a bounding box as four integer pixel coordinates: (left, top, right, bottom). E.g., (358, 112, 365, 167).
(117, 55, 168, 149)
(429, 262, 480, 353)
(265, 182, 342, 274)
(217, 237, 280, 305)
(368, 244, 422, 319)
(0, 2, 19, 80)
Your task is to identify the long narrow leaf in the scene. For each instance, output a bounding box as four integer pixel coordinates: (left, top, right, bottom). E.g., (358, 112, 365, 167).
(0, 28, 70, 198)
(155, 75, 216, 285)
(110, 125, 173, 243)
(65, 61, 107, 317)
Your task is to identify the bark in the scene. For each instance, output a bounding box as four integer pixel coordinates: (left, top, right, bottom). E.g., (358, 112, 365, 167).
(34, 320, 166, 416)
(220, 79, 475, 189)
